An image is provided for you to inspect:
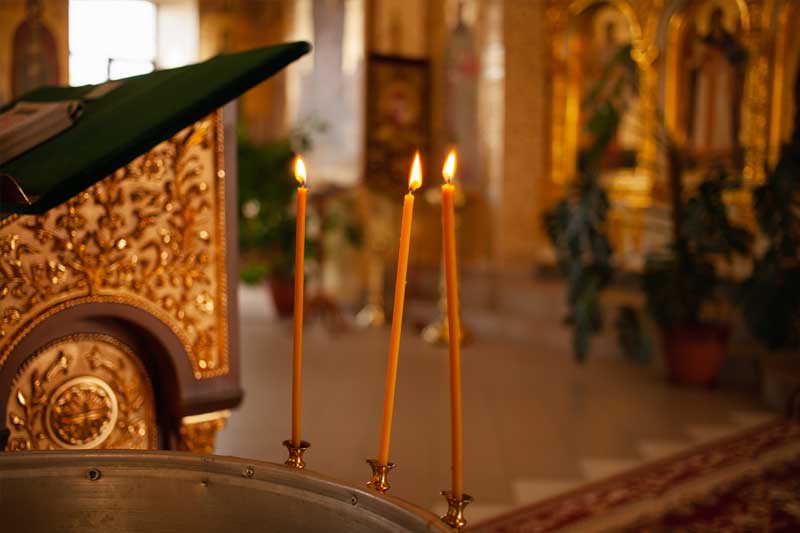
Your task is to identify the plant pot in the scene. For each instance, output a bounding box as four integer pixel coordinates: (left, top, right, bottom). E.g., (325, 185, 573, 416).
(760, 351, 800, 413)
(660, 323, 730, 385)
(267, 278, 294, 318)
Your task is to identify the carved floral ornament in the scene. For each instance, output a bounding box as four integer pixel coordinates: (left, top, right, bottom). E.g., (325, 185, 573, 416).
(0, 114, 229, 379)
(5, 334, 156, 451)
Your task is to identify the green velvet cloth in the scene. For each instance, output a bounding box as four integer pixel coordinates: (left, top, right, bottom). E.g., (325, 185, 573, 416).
(0, 41, 310, 215)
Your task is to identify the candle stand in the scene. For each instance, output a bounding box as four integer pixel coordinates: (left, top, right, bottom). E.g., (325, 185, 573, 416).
(366, 459, 396, 493)
(283, 439, 311, 469)
(440, 491, 473, 530)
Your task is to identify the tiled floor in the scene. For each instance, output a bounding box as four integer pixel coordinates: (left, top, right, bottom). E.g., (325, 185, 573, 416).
(216, 282, 774, 523)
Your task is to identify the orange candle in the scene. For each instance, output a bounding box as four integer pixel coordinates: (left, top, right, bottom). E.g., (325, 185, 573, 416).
(377, 151, 423, 466)
(292, 156, 308, 447)
(441, 149, 464, 498)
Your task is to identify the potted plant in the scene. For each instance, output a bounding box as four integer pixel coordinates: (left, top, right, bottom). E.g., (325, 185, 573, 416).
(545, 41, 752, 384)
(238, 128, 310, 317)
(544, 116, 615, 361)
(642, 152, 751, 384)
(742, 128, 800, 409)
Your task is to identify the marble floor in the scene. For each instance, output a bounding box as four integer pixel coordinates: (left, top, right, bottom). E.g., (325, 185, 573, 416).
(216, 281, 775, 524)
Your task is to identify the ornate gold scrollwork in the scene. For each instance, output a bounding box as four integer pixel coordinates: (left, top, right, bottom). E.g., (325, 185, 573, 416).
(0, 113, 228, 379)
(547, 0, 777, 261)
(175, 410, 230, 455)
(5, 333, 156, 451)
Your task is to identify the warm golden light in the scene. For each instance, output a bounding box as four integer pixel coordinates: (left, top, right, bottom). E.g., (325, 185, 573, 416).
(294, 156, 307, 187)
(442, 149, 457, 184)
(408, 151, 422, 192)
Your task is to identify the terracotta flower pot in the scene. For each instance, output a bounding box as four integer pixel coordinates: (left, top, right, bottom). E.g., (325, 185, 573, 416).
(660, 323, 730, 385)
(267, 278, 294, 317)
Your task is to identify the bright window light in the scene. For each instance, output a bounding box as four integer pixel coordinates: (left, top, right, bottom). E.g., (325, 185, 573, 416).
(69, 0, 156, 85)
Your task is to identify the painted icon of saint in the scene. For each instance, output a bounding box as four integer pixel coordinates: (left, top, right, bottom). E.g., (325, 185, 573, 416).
(12, 0, 60, 99)
(687, 7, 746, 160)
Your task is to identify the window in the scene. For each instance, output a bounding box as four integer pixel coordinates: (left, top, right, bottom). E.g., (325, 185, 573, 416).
(69, 0, 157, 86)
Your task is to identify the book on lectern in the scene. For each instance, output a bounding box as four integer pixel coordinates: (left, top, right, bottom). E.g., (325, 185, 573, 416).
(0, 41, 311, 215)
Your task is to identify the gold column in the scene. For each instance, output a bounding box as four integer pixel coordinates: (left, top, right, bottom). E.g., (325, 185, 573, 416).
(740, 0, 770, 185)
(501, 0, 547, 269)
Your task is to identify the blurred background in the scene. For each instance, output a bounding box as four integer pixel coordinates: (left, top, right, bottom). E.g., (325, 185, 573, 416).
(3, 0, 800, 526)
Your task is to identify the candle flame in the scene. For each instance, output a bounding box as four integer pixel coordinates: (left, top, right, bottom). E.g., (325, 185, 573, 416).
(442, 149, 457, 184)
(408, 151, 422, 192)
(294, 156, 307, 187)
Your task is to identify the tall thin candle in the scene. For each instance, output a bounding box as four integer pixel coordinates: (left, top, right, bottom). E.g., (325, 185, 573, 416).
(291, 156, 308, 447)
(441, 149, 464, 498)
(377, 151, 423, 466)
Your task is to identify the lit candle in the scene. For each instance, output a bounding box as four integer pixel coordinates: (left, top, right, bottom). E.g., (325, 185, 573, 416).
(441, 149, 464, 498)
(292, 156, 308, 447)
(377, 151, 423, 466)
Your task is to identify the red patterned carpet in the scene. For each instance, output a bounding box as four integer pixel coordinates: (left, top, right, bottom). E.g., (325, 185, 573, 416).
(471, 419, 800, 532)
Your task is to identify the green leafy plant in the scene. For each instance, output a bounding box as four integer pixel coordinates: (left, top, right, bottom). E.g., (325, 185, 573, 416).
(546, 41, 752, 363)
(237, 127, 310, 284)
(643, 159, 752, 328)
(741, 128, 800, 351)
(544, 42, 633, 361)
(544, 166, 613, 361)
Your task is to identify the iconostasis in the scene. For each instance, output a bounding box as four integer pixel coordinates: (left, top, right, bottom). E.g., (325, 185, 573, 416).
(547, 0, 800, 268)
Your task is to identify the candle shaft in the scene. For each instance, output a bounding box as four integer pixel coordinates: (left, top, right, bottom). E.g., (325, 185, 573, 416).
(378, 192, 415, 465)
(442, 183, 463, 498)
(292, 186, 307, 447)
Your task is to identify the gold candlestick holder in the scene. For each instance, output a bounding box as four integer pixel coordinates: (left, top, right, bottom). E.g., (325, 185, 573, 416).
(440, 490, 473, 530)
(282, 440, 311, 469)
(366, 459, 395, 493)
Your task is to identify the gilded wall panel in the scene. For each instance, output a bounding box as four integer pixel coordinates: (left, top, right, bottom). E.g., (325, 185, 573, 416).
(546, 0, 786, 263)
(0, 114, 228, 380)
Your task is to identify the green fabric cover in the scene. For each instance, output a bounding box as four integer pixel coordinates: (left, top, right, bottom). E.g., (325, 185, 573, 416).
(0, 41, 310, 215)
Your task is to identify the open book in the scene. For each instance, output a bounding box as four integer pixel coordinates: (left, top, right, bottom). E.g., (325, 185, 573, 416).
(0, 100, 83, 165)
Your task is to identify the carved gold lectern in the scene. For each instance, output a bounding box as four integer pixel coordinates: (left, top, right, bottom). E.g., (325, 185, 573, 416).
(0, 42, 311, 452)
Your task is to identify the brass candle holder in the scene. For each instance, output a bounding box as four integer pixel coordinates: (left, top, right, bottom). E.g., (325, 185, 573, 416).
(282, 440, 311, 469)
(366, 459, 395, 493)
(440, 491, 473, 530)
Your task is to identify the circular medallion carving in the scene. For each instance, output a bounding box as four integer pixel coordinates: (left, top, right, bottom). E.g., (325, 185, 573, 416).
(46, 376, 119, 449)
(5, 333, 155, 451)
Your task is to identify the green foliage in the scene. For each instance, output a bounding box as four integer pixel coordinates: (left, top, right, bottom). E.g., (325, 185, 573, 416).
(644, 169, 752, 327)
(545, 171, 613, 362)
(545, 40, 752, 362)
(543, 44, 631, 361)
(741, 130, 800, 351)
(643, 252, 715, 327)
(239, 263, 269, 285)
(237, 127, 310, 282)
(683, 170, 752, 259)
